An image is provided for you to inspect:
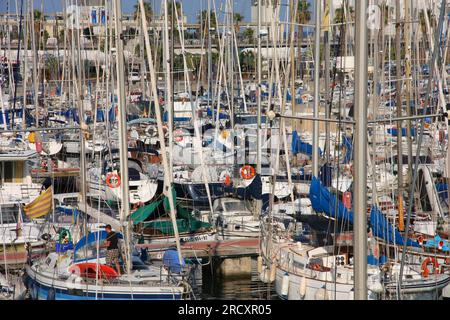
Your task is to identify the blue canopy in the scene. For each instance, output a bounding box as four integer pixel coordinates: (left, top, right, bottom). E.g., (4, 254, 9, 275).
(309, 176, 353, 223)
(292, 130, 322, 157)
(370, 206, 419, 247)
(74, 230, 123, 255)
(423, 235, 450, 252)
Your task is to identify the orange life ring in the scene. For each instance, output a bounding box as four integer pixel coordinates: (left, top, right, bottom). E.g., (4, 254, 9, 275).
(174, 129, 183, 142)
(417, 235, 424, 245)
(421, 257, 440, 278)
(106, 172, 121, 188)
(311, 263, 322, 271)
(240, 165, 255, 180)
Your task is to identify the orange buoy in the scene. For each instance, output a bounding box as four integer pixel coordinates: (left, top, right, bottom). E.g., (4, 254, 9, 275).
(106, 172, 121, 188)
(240, 165, 255, 180)
(421, 257, 440, 278)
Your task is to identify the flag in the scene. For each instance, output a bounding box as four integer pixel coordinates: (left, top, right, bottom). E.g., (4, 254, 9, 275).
(322, 0, 331, 32)
(24, 186, 53, 219)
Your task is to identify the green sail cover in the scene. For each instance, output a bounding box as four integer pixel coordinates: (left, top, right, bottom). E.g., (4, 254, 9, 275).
(132, 186, 211, 234)
(131, 200, 162, 224)
(142, 217, 211, 235)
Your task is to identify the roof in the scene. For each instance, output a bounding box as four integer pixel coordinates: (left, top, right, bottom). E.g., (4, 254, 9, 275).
(0, 149, 37, 161)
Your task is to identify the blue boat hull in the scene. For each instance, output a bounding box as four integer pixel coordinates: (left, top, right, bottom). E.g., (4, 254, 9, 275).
(26, 276, 184, 300)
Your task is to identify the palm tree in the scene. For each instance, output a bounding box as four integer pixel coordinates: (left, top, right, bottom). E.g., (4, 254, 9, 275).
(198, 10, 217, 35)
(233, 13, 244, 34)
(133, 0, 152, 24)
(30, 10, 49, 51)
(239, 50, 255, 73)
(198, 10, 217, 84)
(296, 0, 311, 78)
(334, 5, 354, 56)
(167, 1, 182, 43)
(243, 27, 254, 44)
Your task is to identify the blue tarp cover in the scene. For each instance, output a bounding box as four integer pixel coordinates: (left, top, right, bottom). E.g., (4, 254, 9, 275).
(163, 247, 185, 274)
(292, 130, 322, 156)
(309, 176, 353, 223)
(370, 206, 419, 247)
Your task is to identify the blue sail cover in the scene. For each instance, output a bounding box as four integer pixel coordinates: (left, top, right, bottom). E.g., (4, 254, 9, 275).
(370, 206, 419, 247)
(234, 174, 262, 200)
(387, 127, 417, 137)
(342, 134, 353, 164)
(292, 130, 323, 157)
(309, 177, 354, 223)
(74, 230, 123, 255)
(206, 108, 229, 119)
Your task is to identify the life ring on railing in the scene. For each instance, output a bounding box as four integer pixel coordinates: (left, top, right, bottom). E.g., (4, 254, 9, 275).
(310, 263, 322, 271)
(174, 129, 183, 142)
(417, 235, 424, 245)
(421, 257, 440, 278)
(240, 165, 255, 180)
(106, 172, 121, 188)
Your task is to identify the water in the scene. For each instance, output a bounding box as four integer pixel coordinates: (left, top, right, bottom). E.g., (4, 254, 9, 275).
(192, 258, 278, 300)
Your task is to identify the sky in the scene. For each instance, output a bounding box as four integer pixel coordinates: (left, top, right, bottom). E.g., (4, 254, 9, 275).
(0, 0, 316, 24)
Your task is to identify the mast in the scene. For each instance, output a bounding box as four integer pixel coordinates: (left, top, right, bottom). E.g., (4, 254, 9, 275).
(312, 0, 321, 177)
(229, 0, 234, 127)
(255, 0, 262, 218)
(289, 0, 295, 134)
(139, 12, 146, 105)
(207, 0, 213, 120)
(30, 0, 39, 127)
(139, 0, 183, 266)
(164, 0, 173, 177)
(323, 0, 330, 163)
(395, 0, 404, 231)
(404, 0, 413, 186)
(113, 0, 132, 275)
(353, 0, 368, 300)
(22, 0, 28, 129)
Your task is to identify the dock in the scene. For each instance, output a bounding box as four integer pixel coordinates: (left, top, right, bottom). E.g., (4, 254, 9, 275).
(136, 238, 260, 259)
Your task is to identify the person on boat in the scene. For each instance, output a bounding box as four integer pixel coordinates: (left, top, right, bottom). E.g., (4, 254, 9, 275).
(103, 225, 121, 276)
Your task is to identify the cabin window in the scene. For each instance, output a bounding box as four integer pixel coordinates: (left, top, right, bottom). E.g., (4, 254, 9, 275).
(2, 161, 14, 183)
(224, 201, 248, 212)
(0, 209, 17, 224)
